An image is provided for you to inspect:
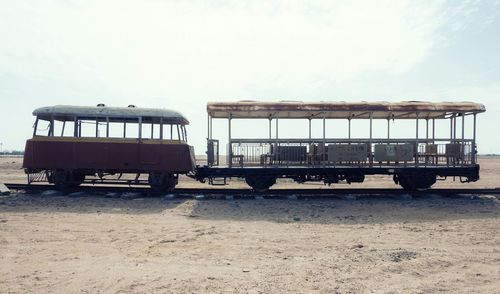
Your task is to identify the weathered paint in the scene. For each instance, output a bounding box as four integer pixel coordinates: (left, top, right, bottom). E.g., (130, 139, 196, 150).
(207, 101, 486, 119)
(33, 105, 189, 124)
(23, 138, 196, 173)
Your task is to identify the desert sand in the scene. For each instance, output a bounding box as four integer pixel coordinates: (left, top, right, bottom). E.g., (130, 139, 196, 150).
(1, 156, 499, 293)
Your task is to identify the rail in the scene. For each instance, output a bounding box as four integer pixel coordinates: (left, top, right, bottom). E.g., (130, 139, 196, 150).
(4, 183, 500, 196)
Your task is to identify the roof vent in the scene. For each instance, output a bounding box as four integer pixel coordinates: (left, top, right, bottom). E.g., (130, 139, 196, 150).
(128, 105, 136, 108)
(97, 103, 106, 107)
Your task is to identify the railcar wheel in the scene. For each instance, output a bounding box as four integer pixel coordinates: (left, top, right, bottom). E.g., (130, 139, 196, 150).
(53, 171, 71, 190)
(245, 176, 276, 192)
(394, 173, 436, 191)
(149, 172, 177, 193)
(71, 172, 85, 187)
(52, 170, 85, 190)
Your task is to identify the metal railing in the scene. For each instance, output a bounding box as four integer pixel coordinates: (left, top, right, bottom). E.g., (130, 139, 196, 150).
(222, 138, 476, 168)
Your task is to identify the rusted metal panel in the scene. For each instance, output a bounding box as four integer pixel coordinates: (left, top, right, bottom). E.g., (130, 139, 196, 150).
(207, 101, 486, 119)
(445, 144, 463, 159)
(22, 138, 195, 173)
(328, 144, 367, 162)
(274, 146, 307, 162)
(33, 105, 189, 125)
(374, 144, 414, 162)
(425, 144, 438, 155)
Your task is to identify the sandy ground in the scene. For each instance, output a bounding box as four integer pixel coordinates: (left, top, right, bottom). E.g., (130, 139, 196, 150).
(1, 156, 500, 293)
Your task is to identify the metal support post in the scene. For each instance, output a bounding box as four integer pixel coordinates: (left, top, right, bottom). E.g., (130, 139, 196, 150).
(308, 118, 312, 139)
(73, 117, 78, 137)
(387, 118, 390, 140)
(106, 117, 109, 138)
(450, 115, 453, 143)
(228, 115, 232, 167)
(95, 119, 99, 137)
(461, 113, 465, 163)
(461, 113, 465, 141)
(210, 116, 213, 140)
(432, 118, 435, 143)
(33, 118, 39, 137)
(275, 116, 279, 165)
(207, 113, 210, 140)
(160, 118, 163, 139)
(348, 118, 351, 140)
(369, 113, 373, 165)
(49, 116, 54, 136)
(472, 113, 477, 164)
(415, 113, 419, 164)
(138, 117, 142, 139)
(161, 120, 164, 140)
(426, 119, 429, 142)
(275, 117, 279, 139)
(322, 114, 326, 165)
(269, 118, 272, 140)
(61, 121, 66, 136)
(453, 115, 457, 141)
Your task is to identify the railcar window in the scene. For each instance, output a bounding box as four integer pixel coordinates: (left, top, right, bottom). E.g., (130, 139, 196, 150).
(140, 122, 153, 140)
(162, 124, 172, 140)
(151, 123, 163, 139)
(52, 120, 63, 136)
(107, 121, 124, 138)
(56, 120, 75, 137)
(34, 119, 51, 136)
(176, 124, 181, 141)
(125, 119, 140, 139)
(79, 120, 98, 137)
(32, 116, 188, 140)
(95, 120, 108, 137)
(182, 125, 187, 141)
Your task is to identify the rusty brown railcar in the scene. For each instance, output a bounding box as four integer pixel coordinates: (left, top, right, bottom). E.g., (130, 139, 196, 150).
(23, 105, 195, 191)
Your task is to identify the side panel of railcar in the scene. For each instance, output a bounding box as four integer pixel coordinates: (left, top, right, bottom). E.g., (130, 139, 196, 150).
(22, 137, 195, 173)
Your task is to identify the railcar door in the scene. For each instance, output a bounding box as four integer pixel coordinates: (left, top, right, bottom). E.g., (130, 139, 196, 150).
(73, 139, 109, 169)
(139, 139, 160, 170)
(106, 138, 141, 172)
(207, 139, 219, 166)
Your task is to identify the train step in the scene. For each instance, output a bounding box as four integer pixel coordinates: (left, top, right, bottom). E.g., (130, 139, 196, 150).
(208, 177, 227, 186)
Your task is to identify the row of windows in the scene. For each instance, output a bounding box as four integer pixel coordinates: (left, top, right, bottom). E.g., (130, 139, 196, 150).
(34, 118, 187, 141)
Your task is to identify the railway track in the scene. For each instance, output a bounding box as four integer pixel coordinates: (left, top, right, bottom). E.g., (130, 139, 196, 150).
(3, 183, 500, 198)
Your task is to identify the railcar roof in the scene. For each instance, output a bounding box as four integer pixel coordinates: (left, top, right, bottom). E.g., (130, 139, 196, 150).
(207, 101, 486, 119)
(33, 105, 189, 124)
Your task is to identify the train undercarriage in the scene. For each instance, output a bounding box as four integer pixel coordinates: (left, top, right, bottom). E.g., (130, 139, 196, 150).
(26, 169, 179, 192)
(195, 165, 480, 192)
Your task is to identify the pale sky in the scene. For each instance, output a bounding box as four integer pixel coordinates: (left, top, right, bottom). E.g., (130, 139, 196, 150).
(0, 0, 499, 153)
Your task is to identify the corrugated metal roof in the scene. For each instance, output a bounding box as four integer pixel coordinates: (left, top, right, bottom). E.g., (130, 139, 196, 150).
(207, 101, 486, 119)
(33, 105, 189, 124)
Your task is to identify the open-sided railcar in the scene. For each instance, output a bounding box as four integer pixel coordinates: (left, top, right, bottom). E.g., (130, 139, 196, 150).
(197, 101, 486, 191)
